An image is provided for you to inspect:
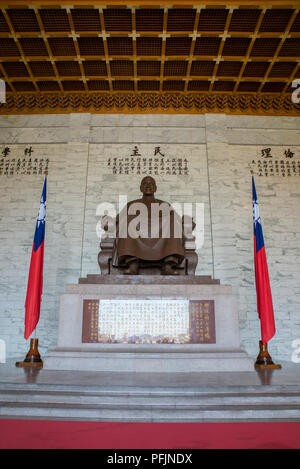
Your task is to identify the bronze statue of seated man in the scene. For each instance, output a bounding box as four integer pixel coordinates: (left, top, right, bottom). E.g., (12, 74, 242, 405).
(112, 176, 186, 275)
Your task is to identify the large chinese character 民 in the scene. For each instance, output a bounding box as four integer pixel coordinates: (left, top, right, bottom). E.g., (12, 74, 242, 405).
(154, 146, 165, 157)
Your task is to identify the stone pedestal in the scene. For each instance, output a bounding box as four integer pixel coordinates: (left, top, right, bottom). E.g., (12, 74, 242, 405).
(43, 276, 254, 372)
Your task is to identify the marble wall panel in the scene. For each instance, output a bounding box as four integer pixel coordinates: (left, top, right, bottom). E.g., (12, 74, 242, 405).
(0, 112, 300, 363)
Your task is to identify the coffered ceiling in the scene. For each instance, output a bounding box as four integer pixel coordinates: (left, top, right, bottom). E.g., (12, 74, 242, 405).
(0, 1, 299, 115)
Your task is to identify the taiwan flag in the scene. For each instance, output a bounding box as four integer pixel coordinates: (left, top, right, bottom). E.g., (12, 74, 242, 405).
(24, 177, 47, 340)
(252, 176, 275, 344)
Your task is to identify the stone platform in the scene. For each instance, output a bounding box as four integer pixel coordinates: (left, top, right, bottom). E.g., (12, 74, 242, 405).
(78, 274, 220, 284)
(43, 276, 254, 373)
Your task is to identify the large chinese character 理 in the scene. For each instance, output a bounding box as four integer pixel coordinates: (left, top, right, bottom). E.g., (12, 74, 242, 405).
(261, 148, 272, 158)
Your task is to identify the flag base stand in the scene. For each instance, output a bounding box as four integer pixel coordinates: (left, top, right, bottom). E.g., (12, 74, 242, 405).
(15, 338, 43, 368)
(254, 340, 281, 369)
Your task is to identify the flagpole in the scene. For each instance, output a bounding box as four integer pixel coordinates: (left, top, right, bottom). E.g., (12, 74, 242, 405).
(251, 171, 281, 370)
(16, 173, 47, 369)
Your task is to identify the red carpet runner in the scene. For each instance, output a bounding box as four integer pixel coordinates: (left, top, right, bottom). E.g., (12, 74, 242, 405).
(0, 420, 300, 449)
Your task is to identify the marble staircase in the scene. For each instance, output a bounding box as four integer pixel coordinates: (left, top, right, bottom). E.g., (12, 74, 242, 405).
(1, 379, 300, 422)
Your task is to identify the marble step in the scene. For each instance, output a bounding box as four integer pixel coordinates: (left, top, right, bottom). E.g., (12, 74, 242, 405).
(1, 383, 300, 421)
(1, 402, 300, 422)
(1, 388, 300, 406)
(43, 349, 254, 372)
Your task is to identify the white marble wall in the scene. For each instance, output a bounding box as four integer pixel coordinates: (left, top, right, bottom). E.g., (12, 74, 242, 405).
(0, 112, 299, 362)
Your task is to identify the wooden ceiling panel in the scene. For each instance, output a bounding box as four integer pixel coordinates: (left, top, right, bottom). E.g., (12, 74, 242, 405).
(38, 9, 71, 32)
(188, 80, 210, 91)
(135, 9, 164, 32)
(37, 80, 60, 91)
(55, 60, 82, 77)
(190, 61, 215, 76)
(83, 60, 107, 76)
(243, 62, 270, 77)
(164, 61, 188, 76)
(197, 8, 229, 31)
(290, 11, 300, 32)
(113, 80, 134, 91)
(0, 3, 299, 115)
(87, 80, 109, 90)
(137, 61, 161, 76)
(138, 80, 160, 91)
(167, 8, 196, 31)
(2, 61, 29, 77)
(103, 8, 132, 32)
(70, 9, 102, 32)
(29, 61, 55, 77)
(228, 9, 261, 32)
(258, 9, 294, 32)
(136, 37, 162, 56)
(163, 80, 185, 91)
(48, 38, 76, 56)
(6, 9, 40, 32)
(0, 38, 20, 57)
(0, 10, 9, 32)
(77, 37, 105, 56)
(237, 81, 261, 92)
(110, 60, 134, 76)
(194, 37, 222, 56)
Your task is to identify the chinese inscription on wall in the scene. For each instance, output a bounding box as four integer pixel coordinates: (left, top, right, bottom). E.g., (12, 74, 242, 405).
(107, 146, 189, 176)
(0, 145, 49, 176)
(250, 147, 300, 177)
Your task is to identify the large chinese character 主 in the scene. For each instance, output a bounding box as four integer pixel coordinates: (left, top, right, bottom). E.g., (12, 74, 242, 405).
(284, 148, 295, 159)
(131, 145, 141, 157)
(1, 146, 10, 157)
(261, 148, 272, 158)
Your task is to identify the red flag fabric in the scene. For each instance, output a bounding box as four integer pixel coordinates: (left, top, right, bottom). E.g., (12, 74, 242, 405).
(24, 177, 47, 340)
(252, 176, 276, 344)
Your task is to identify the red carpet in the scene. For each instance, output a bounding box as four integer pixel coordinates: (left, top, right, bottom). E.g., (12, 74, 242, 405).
(0, 420, 300, 449)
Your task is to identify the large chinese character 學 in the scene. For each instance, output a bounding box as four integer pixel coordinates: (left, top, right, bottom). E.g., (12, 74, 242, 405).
(261, 148, 272, 158)
(1, 146, 10, 157)
(284, 148, 295, 159)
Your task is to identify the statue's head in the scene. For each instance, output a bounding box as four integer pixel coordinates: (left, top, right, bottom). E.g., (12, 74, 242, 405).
(140, 176, 157, 195)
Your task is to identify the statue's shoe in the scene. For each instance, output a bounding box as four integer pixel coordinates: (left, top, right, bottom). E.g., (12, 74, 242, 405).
(161, 264, 180, 275)
(123, 262, 139, 275)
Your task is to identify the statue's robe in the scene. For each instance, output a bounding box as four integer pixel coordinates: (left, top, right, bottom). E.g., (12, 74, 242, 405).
(112, 198, 185, 266)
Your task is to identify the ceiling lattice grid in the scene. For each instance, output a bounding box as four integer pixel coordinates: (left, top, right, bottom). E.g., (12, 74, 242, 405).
(0, 3, 299, 113)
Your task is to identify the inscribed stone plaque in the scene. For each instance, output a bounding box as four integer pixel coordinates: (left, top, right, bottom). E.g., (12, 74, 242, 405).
(82, 299, 216, 344)
(189, 300, 215, 344)
(82, 299, 99, 343)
